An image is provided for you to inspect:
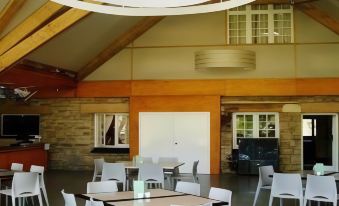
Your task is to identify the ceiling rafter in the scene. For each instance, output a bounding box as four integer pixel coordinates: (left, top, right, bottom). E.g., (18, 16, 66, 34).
(295, 3, 339, 35)
(76, 16, 165, 81)
(0, 1, 66, 56)
(0, 0, 26, 35)
(0, 5, 95, 74)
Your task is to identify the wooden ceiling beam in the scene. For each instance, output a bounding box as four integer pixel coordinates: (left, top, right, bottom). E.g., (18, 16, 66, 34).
(0, 6, 93, 73)
(0, 2, 66, 56)
(0, 0, 26, 34)
(295, 3, 339, 35)
(77, 16, 165, 81)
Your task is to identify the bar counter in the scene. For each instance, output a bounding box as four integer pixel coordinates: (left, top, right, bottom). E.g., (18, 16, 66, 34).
(0, 144, 47, 170)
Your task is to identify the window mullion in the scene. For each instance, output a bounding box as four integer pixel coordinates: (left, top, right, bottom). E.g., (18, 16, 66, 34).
(246, 5, 252, 44)
(268, 5, 274, 43)
(254, 114, 259, 138)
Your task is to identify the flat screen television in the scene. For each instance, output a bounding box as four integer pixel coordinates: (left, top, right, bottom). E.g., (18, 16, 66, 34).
(1, 114, 40, 139)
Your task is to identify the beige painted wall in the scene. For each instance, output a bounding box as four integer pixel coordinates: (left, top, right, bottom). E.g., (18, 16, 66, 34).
(85, 7, 339, 80)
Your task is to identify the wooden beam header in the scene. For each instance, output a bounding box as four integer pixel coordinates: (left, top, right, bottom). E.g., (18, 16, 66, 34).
(0, 0, 26, 35)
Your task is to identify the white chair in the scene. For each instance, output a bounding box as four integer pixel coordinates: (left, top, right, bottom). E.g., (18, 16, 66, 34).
(304, 174, 337, 206)
(209, 187, 232, 206)
(158, 157, 179, 187)
(138, 163, 164, 189)
(253, 165, 274, 206)
(172, 160, 199, 188)
(11, 163, 23, 171)
(141, 157, 153, 163)
(0, 172, 43, 206)
(61, 189, 77, 206)
(86, 181, 118, 206)
(269, 173, 303, 206)
(175, 181, 200, 196)
(92, 158, 104, 181)
(89, 198, 104, 206)
(101, 163, 126, 191)
(30, 165, 49, 206)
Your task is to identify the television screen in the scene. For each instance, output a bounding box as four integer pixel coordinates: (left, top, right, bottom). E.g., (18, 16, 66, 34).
(1, 114, 40, 137)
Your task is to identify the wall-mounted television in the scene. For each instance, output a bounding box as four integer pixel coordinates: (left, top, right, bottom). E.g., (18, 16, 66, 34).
(1, 114, 40, 138)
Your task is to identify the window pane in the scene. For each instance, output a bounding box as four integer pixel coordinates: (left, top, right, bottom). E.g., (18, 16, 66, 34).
(259, 122, 266, 129)
(268, 130, 275, 137)
(259, 115, 266, 121)
(268, 122, 275, 129)
(237, 130, 244, 137)
(245, 122, 253, 129)
(268, 115, 275, 121)
(105, 115, 116, 146)
(245, 115, 253, 121)
(259, 130, 267, 137)
(245, 130, 253, 137)
(116, 115, 129, 144)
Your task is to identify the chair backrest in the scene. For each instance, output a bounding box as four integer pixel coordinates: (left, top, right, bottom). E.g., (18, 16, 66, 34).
(94, 158, 105, 173)
(259, 165, 274, 187)
(158, 157, 178, 164)
(141, 157, 153, 164)
(175, 181, 200, 196)
(30, 165, 45, 187)
(61, 189, 77, 206)
(87, 181, 118, 193)
(209, 187, 232, 206)
(138, 163, 164, 183)
(101, 163, 126, 182)
(11, 163, 23, 171)
(192, 160, 199, 176)
(304, 174, 337, 202)
(12, 172, 40, 197)
(271, 173, 303, 198)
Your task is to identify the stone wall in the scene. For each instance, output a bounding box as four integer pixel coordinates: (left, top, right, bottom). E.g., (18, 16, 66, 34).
(31, 98, 130, 170)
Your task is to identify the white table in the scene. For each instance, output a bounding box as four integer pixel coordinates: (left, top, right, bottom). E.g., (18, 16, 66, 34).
(117, 161, 185, 170)
(77, 189, 226, 206)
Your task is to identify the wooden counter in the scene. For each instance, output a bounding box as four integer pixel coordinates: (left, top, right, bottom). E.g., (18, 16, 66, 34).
(0, 144, 47, 171)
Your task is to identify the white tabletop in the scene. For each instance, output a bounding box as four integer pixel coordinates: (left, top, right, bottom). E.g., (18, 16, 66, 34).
(118, 161, 185, 170)
(106, 195, 219, 206)
(82, 189, 184, 202)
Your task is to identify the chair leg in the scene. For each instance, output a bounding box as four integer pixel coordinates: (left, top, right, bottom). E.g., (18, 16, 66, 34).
(252, 185, 261, 206)
(12, 196, 15, 206)
(299, 198, 303, 206)
(268, 196, 273, 206)
(280, 198, 283, 206)
(41, 185, 49, 206)
(37, 194, 43, 206)
(303, 199, 307, 206)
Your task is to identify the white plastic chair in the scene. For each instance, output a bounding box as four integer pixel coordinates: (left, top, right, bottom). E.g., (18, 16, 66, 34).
(11, 163, 23, 171)
(101, 163, 126, 191)
(30, 165, 49, 206)
(0, 172, 43, 206)
(85, 181, 118, 206)
(209, 187, 232, 206)
(87, 181, 118, 193)
(92, 158, 104, 181)
(158, 157, 179, 187)
(89, 198, 104, 206)
(304, 174, 337, 206)
(253, 165, 274, 206)
(172, 160, 199, 187)
(175, 181, 200, 196)
(61, 189, 77, 206)
(138, 163, 164, 189)
(269, 173, 303, 206)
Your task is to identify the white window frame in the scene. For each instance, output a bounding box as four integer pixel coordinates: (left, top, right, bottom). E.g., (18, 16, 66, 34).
(227, 4, 294, 44)
(94, 113, 129, 148)
(232, 112, 280, 148)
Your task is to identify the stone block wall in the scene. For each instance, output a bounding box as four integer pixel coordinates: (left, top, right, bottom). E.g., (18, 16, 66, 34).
(31, 98, 130, 170)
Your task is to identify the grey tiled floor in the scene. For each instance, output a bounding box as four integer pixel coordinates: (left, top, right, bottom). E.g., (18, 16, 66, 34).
(1, 171, 306, 206)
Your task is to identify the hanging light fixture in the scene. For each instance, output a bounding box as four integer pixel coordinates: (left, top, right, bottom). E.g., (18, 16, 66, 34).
(50, 0, 255, 16)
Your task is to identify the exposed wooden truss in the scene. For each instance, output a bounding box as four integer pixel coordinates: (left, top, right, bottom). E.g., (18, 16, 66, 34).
(76, 16, 165, 81)
(20, 59, 77, 79)
(0, 0, 26, 35)
(0, 6, 93, 73)
(296, 3, 339, 35)
(0, 1, 66, 56)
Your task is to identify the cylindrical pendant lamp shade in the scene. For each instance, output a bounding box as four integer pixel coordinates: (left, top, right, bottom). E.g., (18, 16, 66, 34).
(195, 49, 256, 70)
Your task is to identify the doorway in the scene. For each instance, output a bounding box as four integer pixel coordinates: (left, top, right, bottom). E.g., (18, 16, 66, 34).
(302, 114, 338, 171)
